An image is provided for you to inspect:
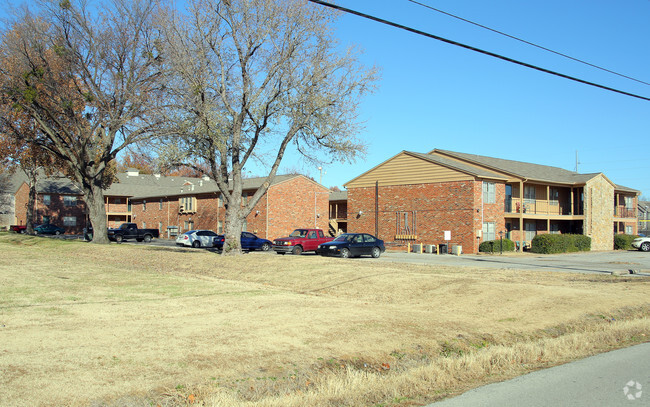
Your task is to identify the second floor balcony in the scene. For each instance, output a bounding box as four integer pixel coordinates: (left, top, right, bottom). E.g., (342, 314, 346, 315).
(614, 206, 636, 218)
(505, 197, 582, 216)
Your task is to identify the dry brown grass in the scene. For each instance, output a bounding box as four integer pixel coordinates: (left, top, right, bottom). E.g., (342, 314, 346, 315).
(0, 233, 648, 406)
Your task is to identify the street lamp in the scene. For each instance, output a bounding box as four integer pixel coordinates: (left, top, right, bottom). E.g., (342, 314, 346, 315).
(498, 230, 504, 254)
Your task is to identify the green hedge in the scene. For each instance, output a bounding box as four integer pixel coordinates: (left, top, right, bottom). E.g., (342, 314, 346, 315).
(614, 234, 638, 250)
(530, 234, 591, 254)
(479, 238, 515, 253)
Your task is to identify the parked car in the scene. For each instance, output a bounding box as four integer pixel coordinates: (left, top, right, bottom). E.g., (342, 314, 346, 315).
(108, 222, 159, 243)
(273, 228, 334, 255)
(317, 233, 385, 258)
(9, 225, 27, 233)
(214, 231, 272, 251)
(176, 230, 219, 248)
(631, 236, 650, 252)
(34, 223, 65, 235)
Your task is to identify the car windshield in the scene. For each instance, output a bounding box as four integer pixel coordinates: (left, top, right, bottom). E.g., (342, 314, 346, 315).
(333, 234, 355, 242)
(289, 229, 308, 238)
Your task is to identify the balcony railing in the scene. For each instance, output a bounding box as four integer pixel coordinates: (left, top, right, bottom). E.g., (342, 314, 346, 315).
(505, 198, 578, 215)
(615, 206, 636, 218)
(329, 209, 348, 220)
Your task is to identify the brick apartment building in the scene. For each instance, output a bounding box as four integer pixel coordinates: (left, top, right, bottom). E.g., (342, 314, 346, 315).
(344, 149, 639, 253)
(4, 169, 330, 240)
(123, 171, 330, 240)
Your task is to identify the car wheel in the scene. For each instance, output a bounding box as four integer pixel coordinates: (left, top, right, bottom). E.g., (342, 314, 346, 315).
(55, 230, 61, 235)
(371, 247, 381, 258)
(261, 242, 271, 251)
(143, 234, 152, 243)
(292, 246, 303, 255)
(115, 235, 123, 243)
(192, 240, 201, 248)
(640, 242, 650, 252)
(340, 248, 350, 258)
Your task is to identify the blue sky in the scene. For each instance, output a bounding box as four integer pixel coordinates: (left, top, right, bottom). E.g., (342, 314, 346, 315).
(3, 0, 649, 196)
(283, 0, 650, 196)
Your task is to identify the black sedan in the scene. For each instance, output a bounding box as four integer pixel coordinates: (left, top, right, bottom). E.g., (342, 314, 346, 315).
(317, 233, 385, 258)
(214, 231, 272, 251)
(34, 223, 66, 235)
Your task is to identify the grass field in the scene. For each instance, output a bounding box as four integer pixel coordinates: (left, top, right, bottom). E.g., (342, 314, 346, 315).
(0, 233, 648, 406)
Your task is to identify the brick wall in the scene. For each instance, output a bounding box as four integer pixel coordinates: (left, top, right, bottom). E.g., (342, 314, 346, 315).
(266, 176, 329, 240)
(14, 183, 29, 226)
(130, 176, 329, 241)
(348, 180, 504, 253)
(12, 184, 87, 234)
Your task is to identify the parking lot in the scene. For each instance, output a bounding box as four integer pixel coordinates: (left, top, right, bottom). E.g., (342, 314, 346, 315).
(45, 234, 650, 276)
(376, 251, 650, 276)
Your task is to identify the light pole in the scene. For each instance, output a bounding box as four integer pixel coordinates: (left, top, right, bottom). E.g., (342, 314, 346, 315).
(318, 166, 325, 184)
(499, 230, 504, 255)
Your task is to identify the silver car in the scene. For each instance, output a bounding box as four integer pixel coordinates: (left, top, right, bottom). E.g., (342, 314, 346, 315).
(175, 230, 219, 248)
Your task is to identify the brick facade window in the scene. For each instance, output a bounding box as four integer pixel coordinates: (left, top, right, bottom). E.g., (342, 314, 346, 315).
(218, 220, 223, 234)
(143, 200, 147, 211)
(159, 199, 163, 210)
(483, 182, 495, 204)
(482, 222, 495, 241)
(64, 196, 77, 206)
(43, 195, 51, 206)
(179, 196, 196, 213)
(63, 216, 77, 226)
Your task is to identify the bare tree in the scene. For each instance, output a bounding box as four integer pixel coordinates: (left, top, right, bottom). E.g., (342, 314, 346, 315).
(159, 0, 378, 254)
(0, 0, 166, 243)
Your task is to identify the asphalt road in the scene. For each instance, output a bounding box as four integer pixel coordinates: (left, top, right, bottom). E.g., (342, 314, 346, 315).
(429, 342, 650, 407)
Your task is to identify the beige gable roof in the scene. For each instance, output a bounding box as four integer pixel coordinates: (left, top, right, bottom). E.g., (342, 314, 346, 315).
(344, 151, 507, 188)
(431, 149, 601, 185)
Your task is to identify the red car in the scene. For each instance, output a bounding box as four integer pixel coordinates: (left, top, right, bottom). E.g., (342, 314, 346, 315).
(273, 228, 334, 255)
(9, 225, 27, 233)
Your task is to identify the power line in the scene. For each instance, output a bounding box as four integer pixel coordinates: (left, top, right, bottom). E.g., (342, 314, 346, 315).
(407, 0, 650, 87)
(306, 0, 650, 102)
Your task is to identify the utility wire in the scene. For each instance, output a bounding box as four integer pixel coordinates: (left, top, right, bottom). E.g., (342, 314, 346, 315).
(407, 0, 650, 87)
(306, 0, 650, 102)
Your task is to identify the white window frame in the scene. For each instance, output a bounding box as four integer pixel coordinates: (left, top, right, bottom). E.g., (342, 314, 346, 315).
(483, 182, 496, 204)
(63, 216, 76, 226)
(482, 222, 496, 241)
(64, 195, 77, 207)
(179, 196, 196, 213)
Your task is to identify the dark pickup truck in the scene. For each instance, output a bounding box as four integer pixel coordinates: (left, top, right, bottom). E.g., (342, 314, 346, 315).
(273, 228, 334, 255)
(108, 223, 159, 243)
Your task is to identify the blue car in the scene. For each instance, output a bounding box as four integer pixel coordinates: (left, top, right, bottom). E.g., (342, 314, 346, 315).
(34, 223, 66, 235)
(317, 233, 385, 258)
(214, 231, 272, 251)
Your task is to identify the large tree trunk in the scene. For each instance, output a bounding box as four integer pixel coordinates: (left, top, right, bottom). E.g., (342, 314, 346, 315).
(222, 195, 244, 255)
(84, 181, 109, 244)
(25, 179, 36, 235)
